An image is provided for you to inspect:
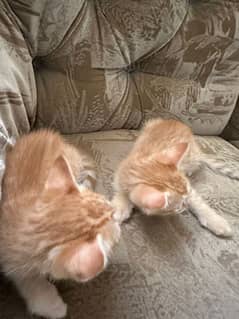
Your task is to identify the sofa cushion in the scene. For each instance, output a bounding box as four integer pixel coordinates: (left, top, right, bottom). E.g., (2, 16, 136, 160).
(137, 1, 239, 89)
(34, 0, 187, 133)
(135, 0, 239, 135)
(1, 129, 239, 318)
(7, 0, 187, 60)
(35, 0, 239, 135)
(6, 0, 86, 57)
(90, 0, 187, 69)
(36, 67, 143, 133)
(133, 72, 237, 135)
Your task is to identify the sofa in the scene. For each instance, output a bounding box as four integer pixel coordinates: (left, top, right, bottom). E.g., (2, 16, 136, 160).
(0, 0, 239, 318)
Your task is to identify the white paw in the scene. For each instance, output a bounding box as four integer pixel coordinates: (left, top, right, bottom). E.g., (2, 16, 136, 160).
(112, 196, 133, 224)
(113, 208, 131, 224)
(28, 284, 67, 319)
(200, 214, 232, 237)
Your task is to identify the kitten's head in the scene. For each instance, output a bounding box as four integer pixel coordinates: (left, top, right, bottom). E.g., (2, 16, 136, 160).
(36, 155, 120, 282)
(129, 142, 189, 216)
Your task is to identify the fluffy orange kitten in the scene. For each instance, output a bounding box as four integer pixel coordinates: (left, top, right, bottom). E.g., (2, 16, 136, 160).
(113, 118, 232, 237)
(0, 130, 120, 319)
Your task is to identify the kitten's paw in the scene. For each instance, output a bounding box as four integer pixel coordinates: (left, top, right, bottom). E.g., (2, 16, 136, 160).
(28, 283, 67, 319)
(200, 214, 232, 237)
(112, 195, 133, 224)
(113, 207, 131, 224)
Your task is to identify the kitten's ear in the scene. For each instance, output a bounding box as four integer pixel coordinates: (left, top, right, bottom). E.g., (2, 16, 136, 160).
(45, 156, 77, 194)
(159, 142, 188, 166)
(130, 184, 166, 209)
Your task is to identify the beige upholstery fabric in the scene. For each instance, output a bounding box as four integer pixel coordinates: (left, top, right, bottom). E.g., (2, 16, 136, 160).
(7, 0, 86, 57)
(0, 0, 36, 189)
(7, 0, 187, 59)
(1, 130, 239, 319)
(1, 1, 239, 318)
(34, 0, 187, 133)
(135, 0, 239, 134)
(35, 0, 239, 135)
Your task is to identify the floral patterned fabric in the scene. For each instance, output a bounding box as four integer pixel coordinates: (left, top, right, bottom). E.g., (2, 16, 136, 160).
(34, 0, 187, 133)
(0, 1, 239, 318)
(136, 0, 239, 135)
(34, 0, 239, 135)
(8, 0, 187, 61)
(7, 0, 86, 57)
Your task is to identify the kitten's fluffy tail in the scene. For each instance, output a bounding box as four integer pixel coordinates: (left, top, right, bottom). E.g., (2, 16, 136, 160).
(201, 156, 239, 180)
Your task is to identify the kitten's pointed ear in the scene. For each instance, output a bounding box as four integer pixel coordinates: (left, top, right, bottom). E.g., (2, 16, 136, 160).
(159, 142, 188, 166)
(45, 156, 77, 194)
(130, 184, 166, 209)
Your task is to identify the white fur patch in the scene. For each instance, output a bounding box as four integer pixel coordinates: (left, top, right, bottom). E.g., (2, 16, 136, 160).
(164, 192, 169, 208)
(187, 188, 232, 237)
(8, 136, 16, 146)
(77, 184, 88, 192)
(97, 234, 110, 268)
(0, 159, 5, 171)
(48, 246, 63, 261)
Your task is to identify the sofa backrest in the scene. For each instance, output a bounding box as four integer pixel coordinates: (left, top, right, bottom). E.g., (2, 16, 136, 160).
(6, 0, 239, 136)
(7, 0, 187, 61)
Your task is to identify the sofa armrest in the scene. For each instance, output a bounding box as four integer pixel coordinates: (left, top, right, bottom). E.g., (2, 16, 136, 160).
(0, 1, 36, 189)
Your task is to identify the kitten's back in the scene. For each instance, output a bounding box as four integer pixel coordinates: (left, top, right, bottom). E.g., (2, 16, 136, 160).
(133, 119, 194, 157)
(2, 130, 61, 203)
(1, 130, 98, 211)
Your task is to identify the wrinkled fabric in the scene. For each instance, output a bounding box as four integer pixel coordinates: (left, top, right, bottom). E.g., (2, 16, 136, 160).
(91, 0, 187, 68)
(34, 0, 187, 132)
(6, 0, 47, 56)
(6, 0, 86, 57)
(9, 0, 187, 61)
(0, 0, 36, 193)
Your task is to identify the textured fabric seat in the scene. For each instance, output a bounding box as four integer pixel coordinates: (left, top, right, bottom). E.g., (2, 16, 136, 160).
(1, 1, 239, 318)
(1, 130, 239, 318)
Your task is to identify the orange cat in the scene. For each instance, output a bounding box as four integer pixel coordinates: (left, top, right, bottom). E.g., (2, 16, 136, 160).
(113, 118, 232, 237)
(0, 130, 120, 319)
